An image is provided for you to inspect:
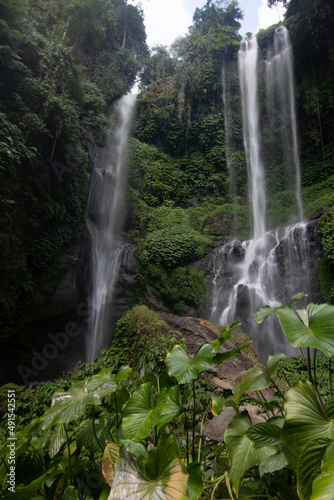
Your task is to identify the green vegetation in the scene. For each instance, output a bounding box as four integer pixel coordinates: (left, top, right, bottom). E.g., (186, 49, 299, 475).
(1, 296, 334, 498)
(0, 0, 147, 341)
(1, 0, 334, 495)
(2, 0, 334, 335)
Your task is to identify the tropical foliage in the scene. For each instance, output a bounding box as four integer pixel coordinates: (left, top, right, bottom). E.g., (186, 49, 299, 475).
(1, 295, 334, 499)
(0, 0, 147, 342)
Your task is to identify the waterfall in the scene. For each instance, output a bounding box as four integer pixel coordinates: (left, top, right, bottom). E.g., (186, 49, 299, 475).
(266, 26, 303, 221)
(211, 223, 314, 358)
(239, 34, 266, 240)
(86, 94, 136, 361)
(215, 29, 311, 358)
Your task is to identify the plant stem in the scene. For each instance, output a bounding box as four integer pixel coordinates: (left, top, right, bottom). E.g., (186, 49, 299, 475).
(64, 424, 72, 483)
(185, 411, 189, 467)
(198, 402, 211, 462)
(269, 379, 285, 417)
(155, 424, 158, 447)
(210, 474, 227, 500)
(256, 390, 270, 418)
(313, 348, 317, 387)
(1, 456, 9, 474)
(307, 347, 313, 383)
(192, 379, 196, 462)
(279, 365, 292, 389)
(306, 349, 324, 407)
(93, 410, 104, 452)
(299, 347, 308, 369)
(270, 378, 285, 401)
(330, 357, 333, 398)
(224, 471, 235, 500)
(114, 393, 119, 428)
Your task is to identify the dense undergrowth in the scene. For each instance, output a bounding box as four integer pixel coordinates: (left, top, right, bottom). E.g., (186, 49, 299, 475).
(1, 296, 334, 499)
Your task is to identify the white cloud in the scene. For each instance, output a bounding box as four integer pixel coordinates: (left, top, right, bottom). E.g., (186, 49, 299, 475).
(138, 0, 192, 48)
(257, 0, 286, 32)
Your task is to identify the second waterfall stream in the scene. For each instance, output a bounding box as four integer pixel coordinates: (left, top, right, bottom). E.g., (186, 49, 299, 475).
(211, 28, 313, 359)
(86, 94, 136, 361)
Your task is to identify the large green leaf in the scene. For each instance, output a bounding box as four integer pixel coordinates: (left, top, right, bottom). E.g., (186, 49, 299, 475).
(311, 454, 334, 500)
(158, 385, 184, 432)
(165, 343, 215, 384)
(122, 383, 167, 441)
(76, 419, 107, 454)
(186, 463, 203, 500)
(108, 436, 188, 499)
(233, 353, 285, 404)
(282, 380, 334, 466)
(212, 341, 251, 365)
(210, 393, 236, 416)
(246, 419, 283, 448)
(3, 473, 48, 499)
(324, 398, 334, 420)
(210, 322, 240, 352)
(259, 452, 288, 477)
(48, 423, 67, 458)
(64, 486, 79, 500)
(87, 365, 131, 394)
(42, 367, 130, 430)
(41, 384, 101, 429)
(224, 411, 277, 497)
(86, 368, 118, 394)
(297, 439, 332, 500)
(256, 301, 334, 357)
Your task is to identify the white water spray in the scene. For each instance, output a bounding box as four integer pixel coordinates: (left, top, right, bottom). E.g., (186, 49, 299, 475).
(239, 34, 266, 240)
(266, 26, 303, 220)
(216, 30, 309, 357)
(86, 94, 136, 360)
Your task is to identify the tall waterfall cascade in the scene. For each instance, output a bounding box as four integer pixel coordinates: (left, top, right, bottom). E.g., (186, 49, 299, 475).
(86, 94, 136, 361)
(213, 28, 315, 358)
(266, 26, 303, 221)
(239, 33, 266, 240)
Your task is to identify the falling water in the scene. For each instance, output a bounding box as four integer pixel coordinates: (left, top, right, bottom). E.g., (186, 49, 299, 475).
(215, 30, 310, 358)
(211, 223, 314, 358)
(86, 94, 136, 360)
(266, 26, 303, 220)
(239, 33, 266, 240)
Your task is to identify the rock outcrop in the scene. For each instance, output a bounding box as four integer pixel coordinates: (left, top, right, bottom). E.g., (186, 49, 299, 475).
(160, 314, 276, 442)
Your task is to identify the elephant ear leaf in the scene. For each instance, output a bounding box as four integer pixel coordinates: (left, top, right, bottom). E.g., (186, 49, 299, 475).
(224, 411, 277, 497)
(233, 353, 285, 405)
(102, 441, 120, 487)
(157, 385, 184, 432)
(108, 435, 188, 500)
(41, 384, 101, 429)
(282, 380, 334, 467)
(310, 454, 334, 500)
(165, 343, 215, 384)
(297, 438, 332, 500)
(122, 383, 167, 441)
(256, 300, 334, 357)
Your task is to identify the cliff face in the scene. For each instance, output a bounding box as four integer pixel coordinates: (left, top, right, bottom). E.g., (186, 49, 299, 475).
(51, 209, 325, 341)
(186, 211, 325, 360)
(190, 212, 324, 317)
(1, 210, 324, 386)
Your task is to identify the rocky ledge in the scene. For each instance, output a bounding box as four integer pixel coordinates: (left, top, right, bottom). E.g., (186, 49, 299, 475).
(160, 314, 276, 442)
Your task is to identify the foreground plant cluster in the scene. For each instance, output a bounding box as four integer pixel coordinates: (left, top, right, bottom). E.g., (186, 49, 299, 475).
(1, 293, 334, 499)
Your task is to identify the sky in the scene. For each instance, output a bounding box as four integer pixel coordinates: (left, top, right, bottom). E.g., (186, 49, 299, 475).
(137, 0, 286, 48)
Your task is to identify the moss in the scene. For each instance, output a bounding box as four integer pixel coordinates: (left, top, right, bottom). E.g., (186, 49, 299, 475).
(316, 258, 334, 304)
